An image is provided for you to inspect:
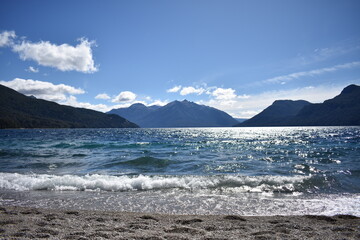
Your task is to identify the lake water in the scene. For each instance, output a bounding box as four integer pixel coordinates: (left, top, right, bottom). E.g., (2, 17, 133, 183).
(0, 127, 359, 216)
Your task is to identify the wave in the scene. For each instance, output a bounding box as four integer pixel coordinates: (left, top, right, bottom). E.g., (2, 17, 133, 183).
(0, 149, 56, 159)
(52, 142, 107, 149)
(0, 172, 311, 193)
(51, 141, 167, 150)
(109, 156, 174, 167)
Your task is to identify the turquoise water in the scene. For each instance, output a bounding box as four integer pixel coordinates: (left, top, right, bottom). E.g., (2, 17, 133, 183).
(0, 127, 359, 215)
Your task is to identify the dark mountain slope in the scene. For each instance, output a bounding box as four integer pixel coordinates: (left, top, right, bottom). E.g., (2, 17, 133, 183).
(108, 103, 160, 125)
(236, 84, 360, 127)
(238, 100, 311, 127)
(0, 84, 138, 128)
(288, 84, 360, 126)
(140, 100, 239, 127)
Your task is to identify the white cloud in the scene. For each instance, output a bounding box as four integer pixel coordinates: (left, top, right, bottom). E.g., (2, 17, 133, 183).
(298, 45, 360, 66)
(26, 66, 39, 73)
(202, 85, 347, 118)
(63, 95, 110, 112)
(112, 91, 137, 103)
(0, 30, 98, 73)
(149, 99, 168, 106)
(0, 77, 168, 113)
(164, 82, 350, 118)
(167, 85, 182, 93)
(0, 78, 85, 102)
(70, 99, 168, 113)
(265, 61, 360, 84)
(95, 93, 111, 100)
(237, 94, 251, 99)
(211, 87, 237, 100)
(10, 36, 97, 73)
(0, 30, 16, 47)
(180, 86, 205, 96)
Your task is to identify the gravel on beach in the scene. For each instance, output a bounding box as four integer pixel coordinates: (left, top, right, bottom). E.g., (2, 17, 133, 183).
(0, 206, 359, 239)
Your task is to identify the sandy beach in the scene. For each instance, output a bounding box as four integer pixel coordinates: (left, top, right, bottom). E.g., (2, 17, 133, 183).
(0, 206, 359, 239)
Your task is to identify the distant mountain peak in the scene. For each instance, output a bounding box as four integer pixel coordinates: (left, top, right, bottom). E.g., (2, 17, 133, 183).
(128, 103, 148, 109)
(340, 84, 359, 95)
(131, 103, 147, 107)
(237, 99, 311, 127)
(237, 84, 360, 127)
(272, 99, 309, 104)
(172, 99, 191, 104)
(109, 99, 238, 128)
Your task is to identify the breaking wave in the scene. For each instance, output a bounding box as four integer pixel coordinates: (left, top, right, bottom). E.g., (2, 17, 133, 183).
(0, 172, 312, 193)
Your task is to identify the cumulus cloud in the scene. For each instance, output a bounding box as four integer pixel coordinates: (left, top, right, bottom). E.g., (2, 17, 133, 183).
(201, 84, 348, 118)
(12, 38, 98, 73)
(0, 30, 16, 47)
(168, 85, 250, 116)
(211, 87, 237, 100)
(0, 77, 167, 113)
(167, 85, 182, 93)
(63, 95, 110, 112)
(167, 85, 205, 95)
(0, 78, 85, 102)
(168, 85, 249, 101)
(265, 61, 360, 84)
(112, 91, 137, 103)
(0, 30, 98, 73)
(180, 86, 205, 96)
(95, 93, 111, 100)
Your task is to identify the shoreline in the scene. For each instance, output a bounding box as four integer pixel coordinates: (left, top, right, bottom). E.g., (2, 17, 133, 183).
(0, 206, 359, 239)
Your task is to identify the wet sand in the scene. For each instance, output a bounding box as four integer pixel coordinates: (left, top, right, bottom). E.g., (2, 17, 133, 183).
(0, 206, 359, 239)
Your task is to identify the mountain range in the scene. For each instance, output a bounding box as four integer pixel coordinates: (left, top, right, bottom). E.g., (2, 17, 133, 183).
(0, 84, 138, 128)
(108, 100, 239, 127)
(237, 84, 360, 127)
(2, 83, 359, 129)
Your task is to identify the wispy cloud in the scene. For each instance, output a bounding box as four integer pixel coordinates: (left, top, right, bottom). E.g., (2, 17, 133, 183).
(0, 30, 16, 47)
(95, 93, 111, 100)
(63, 95, 110, 112)
(298, 43, 360, 66)
(265, 61, 360, 84)
(166, 85, 182, 93)
(26, 66, 39, 73)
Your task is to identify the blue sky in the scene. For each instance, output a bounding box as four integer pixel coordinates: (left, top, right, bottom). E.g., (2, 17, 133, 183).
(1, 0, 360, 118)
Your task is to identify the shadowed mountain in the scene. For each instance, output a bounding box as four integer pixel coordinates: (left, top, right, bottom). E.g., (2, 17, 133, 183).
(0, 84, 138, 128)
(236, 84, 360, 127)
(238, 100, 311, 127)
(109, 100, 239, 127)
(288, 84, 360, 126)
(108, 103, 160, 126)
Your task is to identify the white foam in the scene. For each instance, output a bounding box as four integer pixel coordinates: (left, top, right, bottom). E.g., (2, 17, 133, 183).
(1, 172, 359, 216)
(0, 172, 310, 193)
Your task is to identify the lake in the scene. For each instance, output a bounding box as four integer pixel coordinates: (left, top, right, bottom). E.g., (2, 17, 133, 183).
(0, 127, 359, 216)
